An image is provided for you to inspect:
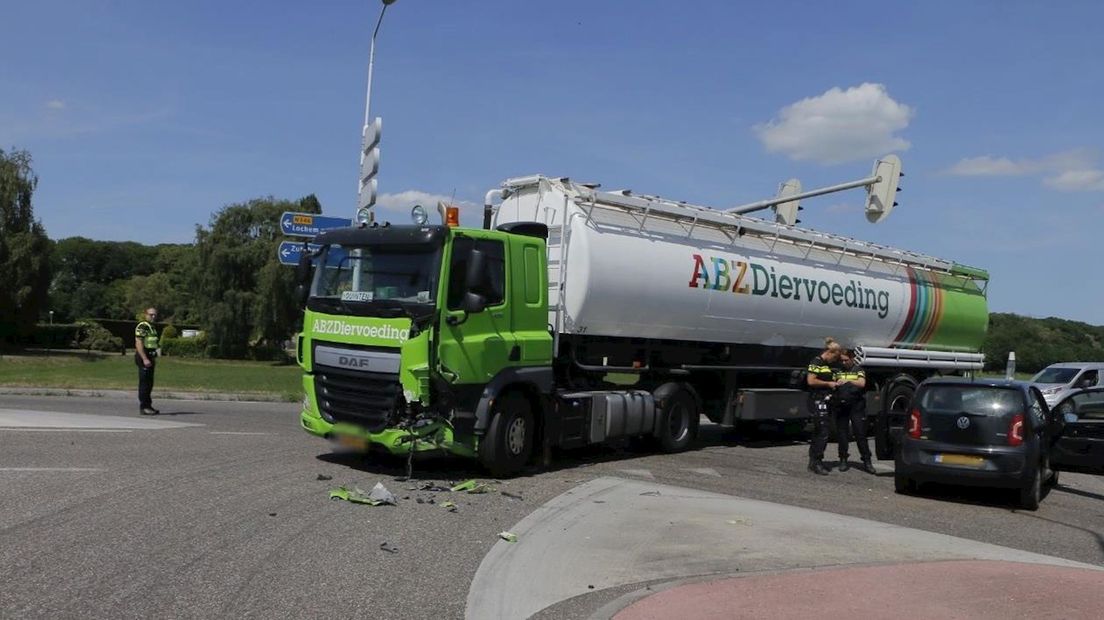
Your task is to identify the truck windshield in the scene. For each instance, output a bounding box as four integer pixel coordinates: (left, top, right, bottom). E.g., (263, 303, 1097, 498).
(1032, 367, 1081, 384)
(309, 244, 441, 313)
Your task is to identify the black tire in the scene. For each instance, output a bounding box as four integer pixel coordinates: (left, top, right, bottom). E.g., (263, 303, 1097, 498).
(479, 392, 534, 477)
(1018, 464, 1041, 511)
(894, 473, 915, 495)
(875, 381, 915, 460)
(657, 390, 699, 453)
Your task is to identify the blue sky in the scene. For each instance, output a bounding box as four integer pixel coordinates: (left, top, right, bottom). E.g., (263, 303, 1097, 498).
(3, 0, 1103, 324)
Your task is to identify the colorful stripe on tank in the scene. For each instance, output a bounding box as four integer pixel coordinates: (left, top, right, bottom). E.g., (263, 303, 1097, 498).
(893, 268, 944, 347)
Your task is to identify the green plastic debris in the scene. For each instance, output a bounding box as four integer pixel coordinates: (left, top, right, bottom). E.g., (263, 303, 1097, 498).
(451, 479, 492, 494)
(441, 501, 458, 511)
(498, 531, 518, 543)
(329, 482, 397, 506)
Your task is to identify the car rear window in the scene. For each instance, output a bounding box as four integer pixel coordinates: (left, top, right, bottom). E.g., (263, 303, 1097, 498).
(918, 385, 1023, 416)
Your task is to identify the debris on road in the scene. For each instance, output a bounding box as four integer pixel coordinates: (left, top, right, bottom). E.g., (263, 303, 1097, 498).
(639, 490, 661, 497)
(367, 482, 397, 505)
(498, 531, 518, 543)
(441, 501, 458, 512)
(379, 542, 399, 554)
(316, 474, 333, 481)
(451, 479, 492, 494)
(500, 490, 523, 501)
(328, 482, 397, 506)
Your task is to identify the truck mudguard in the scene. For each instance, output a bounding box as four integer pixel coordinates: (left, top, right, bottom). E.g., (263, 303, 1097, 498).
(472, 366, 554, 434)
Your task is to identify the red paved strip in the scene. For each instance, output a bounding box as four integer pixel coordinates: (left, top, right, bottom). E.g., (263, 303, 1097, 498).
(615, 560, 1104, 620)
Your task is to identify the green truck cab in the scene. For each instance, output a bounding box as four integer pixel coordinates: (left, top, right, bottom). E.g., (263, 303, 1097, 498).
(297, 222, 552, 475)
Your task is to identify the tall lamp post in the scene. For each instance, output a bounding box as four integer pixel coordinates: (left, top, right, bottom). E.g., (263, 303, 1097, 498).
(356, 0, 398, 225)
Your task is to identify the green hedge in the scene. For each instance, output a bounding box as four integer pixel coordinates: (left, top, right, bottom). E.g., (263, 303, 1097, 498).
(27, 323, 84, 348)
(160, 335, 209, 358)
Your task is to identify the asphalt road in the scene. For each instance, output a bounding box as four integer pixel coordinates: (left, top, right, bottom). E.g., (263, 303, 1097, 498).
(1, 395, 1102, 619)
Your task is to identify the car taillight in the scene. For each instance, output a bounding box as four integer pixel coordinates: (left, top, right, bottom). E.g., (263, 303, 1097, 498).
(908, 408, 921, 439)
(1009, 413, 1024, 447)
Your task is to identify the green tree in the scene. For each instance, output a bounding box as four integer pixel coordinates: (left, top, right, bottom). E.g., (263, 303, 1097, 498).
(0, 149, 52, 342)
(50, 237, 161, 321)
(194, 194, 321, 358)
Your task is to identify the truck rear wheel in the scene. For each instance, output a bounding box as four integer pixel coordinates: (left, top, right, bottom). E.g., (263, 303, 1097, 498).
(875, 381, 914, 460)
(657, 390, 698, 453)
(479, 392, 533, 477)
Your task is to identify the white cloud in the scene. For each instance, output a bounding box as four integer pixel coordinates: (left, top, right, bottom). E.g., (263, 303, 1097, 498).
(1043, 169, 1104, 191)
(946, 149, 1104, 192)
(753, 83, 914, 165)
(45, 99, 66, 110)
(945, 156, 1036, 176)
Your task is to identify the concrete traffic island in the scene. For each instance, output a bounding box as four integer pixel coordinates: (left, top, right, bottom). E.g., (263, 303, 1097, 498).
(466, 477, 1102, 619)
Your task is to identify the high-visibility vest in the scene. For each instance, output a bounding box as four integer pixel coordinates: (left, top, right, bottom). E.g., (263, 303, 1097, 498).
(135, 321, 159, 352)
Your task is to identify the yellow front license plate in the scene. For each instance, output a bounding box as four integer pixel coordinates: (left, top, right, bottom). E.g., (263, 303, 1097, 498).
(935, 453, 985, 467)
(336, 435, 367, 450)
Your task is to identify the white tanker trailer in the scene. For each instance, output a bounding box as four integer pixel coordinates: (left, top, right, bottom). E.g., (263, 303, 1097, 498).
(297, 160, 989, 474)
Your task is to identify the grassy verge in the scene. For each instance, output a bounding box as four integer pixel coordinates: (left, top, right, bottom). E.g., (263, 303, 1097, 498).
(0, 353, 302, 400)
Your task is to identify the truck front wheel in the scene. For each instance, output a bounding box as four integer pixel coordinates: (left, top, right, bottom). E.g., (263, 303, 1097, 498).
(657, 390, 698, 453)
(479, 392, 534, 477)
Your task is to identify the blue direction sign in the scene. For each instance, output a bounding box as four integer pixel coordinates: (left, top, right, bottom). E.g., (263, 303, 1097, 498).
(277, 241, 320, 266)
(280, 211, 352, 238)
(277, 241, 348, 267)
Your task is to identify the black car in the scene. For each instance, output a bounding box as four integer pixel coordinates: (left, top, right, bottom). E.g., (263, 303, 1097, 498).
(894, 378, 1104, 510)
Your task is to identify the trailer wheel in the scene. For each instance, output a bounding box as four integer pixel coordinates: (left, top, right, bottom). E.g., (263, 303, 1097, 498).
(657, 390, 698, 453)
(479, 392, 533, 477)
(875, 381, 914, 460)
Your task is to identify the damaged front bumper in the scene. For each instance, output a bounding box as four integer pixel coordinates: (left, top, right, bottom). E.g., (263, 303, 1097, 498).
(299, 409, 476, 458)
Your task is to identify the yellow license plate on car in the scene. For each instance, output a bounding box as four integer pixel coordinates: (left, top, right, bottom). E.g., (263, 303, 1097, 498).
(935, 453, 985, 467)
(336, 435, 367, 450)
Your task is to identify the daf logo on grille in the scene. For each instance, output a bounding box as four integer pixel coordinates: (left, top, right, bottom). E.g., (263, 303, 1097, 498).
(956, 416, 970, 429)
(338, 355, 372, 369)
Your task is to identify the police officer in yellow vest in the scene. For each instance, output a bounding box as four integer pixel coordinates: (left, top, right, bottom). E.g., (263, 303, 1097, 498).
(833, 349, 876, 474)
(135, 307, 160, 415)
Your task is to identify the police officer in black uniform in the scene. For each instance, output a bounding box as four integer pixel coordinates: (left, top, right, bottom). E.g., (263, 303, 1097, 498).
(834, 349, 877, 474)
(807, 338, 842, 475)
(135, 307, 160, 415)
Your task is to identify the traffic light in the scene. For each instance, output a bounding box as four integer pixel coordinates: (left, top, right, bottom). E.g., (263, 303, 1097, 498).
(865, 154, 902, 223)
(358, 117, 382, 212)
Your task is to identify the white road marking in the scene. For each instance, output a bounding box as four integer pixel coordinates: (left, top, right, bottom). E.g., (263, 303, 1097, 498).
(0, 409, 200, 431)
(618, 469, 655, 480)
(209, 431, 272, 436)
(0, 467, 105, 472)
(685, 467, 722, 477)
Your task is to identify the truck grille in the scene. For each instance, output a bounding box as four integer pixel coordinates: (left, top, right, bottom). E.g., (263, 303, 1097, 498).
(315, 368, 401, 432)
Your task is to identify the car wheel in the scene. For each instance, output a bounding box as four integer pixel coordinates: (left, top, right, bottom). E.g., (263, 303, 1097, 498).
(1018, 464, 1041, 511)
(479, 392, 533, 478)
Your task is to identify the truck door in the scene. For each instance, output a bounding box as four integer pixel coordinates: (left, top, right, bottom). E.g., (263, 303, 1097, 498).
(1049, 387, 1104, 475)
(438, 235, 515, 385)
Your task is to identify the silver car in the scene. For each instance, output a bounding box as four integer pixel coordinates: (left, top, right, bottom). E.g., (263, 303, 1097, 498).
(1032, 362, 1104, 407)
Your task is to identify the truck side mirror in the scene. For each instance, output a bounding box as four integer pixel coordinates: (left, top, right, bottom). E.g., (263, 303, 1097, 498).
(462, 292, 487, 314)
(295, 253, 312, 308)
(464, 248, 489, 295)
(296, 252, 312, 285)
